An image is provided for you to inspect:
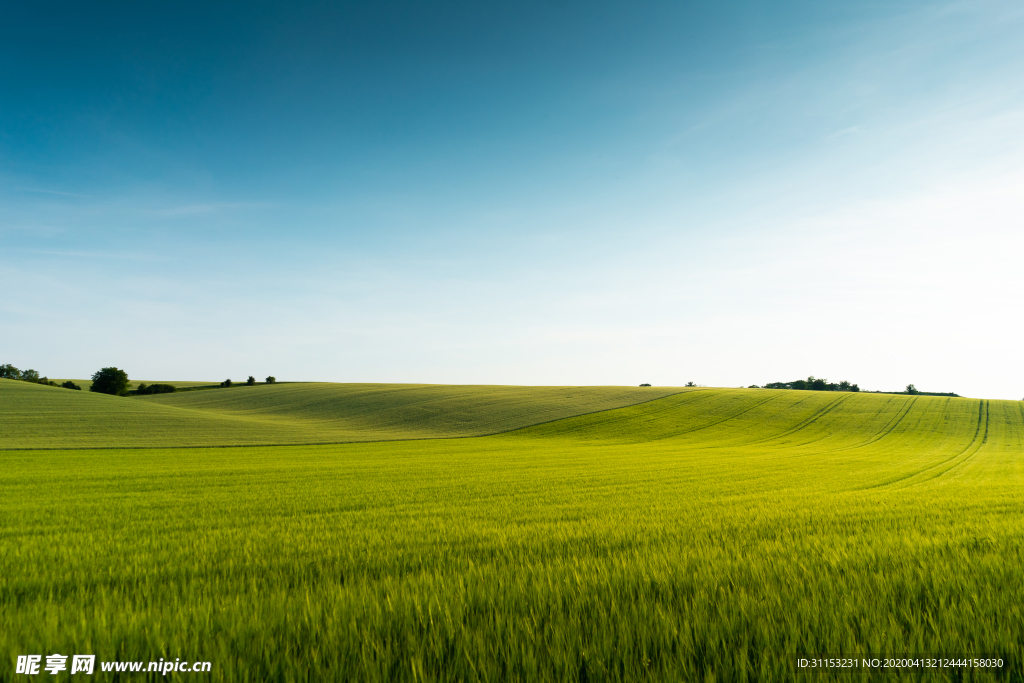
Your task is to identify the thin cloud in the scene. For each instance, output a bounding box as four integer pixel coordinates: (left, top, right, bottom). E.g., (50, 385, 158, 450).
(11, 248, 161, 261)
(14, 188, 93, 198)
(154, 202, 278, 217)
(826, 125, 861, 139)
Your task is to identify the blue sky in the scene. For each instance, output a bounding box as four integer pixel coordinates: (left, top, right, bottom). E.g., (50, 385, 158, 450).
(2, 0, 1022, 398)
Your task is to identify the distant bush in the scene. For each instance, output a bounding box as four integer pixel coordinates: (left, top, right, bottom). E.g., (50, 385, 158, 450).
(137, 383, 177, 395)
(639, 383, 651, 387)
(764, 376, 859, 392)
(247, 376, 256, 386)
(905, 384, 919, 395)
(3, 364, 100, 390)
(2, 364, 63, 386)
(265, 376, 276, 384)
(685, 382, 696, 387)
(221, 379, 233, 388)
(90, 367, 131, 396)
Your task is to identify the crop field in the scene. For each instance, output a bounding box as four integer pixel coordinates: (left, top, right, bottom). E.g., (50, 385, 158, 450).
(2, 385, 1023, 681)
(0, 380, 680, 449)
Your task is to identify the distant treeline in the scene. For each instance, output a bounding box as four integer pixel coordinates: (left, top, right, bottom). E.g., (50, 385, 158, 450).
(3, 363, 281, 396)
(873, 384, 960, 398)
(751, 377, 959, 397)
(136, 383, 177, 395)
(754, 376, 860, 392)
(221, 376, 276, 387)
(1, 364, 81, 390)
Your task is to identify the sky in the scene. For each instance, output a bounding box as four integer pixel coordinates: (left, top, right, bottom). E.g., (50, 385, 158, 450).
(2, 0, 1022, 398)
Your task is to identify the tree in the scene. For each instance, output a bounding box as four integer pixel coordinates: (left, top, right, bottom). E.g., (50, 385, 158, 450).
(61, 380, 81, 390)
(90, 367, 130, 396)
(684, 381, 696, 387)
(221, 379, 232, 387)
(639, 383, 651, 387)
(265, 376, 276, 384)
(246, 376, 256, 386)
(906, 384, 919, 395)
(0, 364, 19, 379)
(20, 369, 41, 383)
(137, 383, 176, 395)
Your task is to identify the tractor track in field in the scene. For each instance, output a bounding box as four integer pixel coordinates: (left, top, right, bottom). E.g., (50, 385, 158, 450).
(651, 391, 786, 440)
(813, 395, 922, 457)
(844, 395, 919, 450)
(0, 388, 697, 451)
(742, 393, 854, 447)
(865, 399, 989, 490)
(928, 399, 991, 483)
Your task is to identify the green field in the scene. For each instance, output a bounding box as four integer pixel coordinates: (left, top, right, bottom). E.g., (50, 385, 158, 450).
(2, 383, 1023, 681)
(0, 380, 680, 449)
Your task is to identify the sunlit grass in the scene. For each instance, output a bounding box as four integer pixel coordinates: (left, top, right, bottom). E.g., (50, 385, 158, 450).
(2, 389, 1022, 681)
(0, 379, 680, 449)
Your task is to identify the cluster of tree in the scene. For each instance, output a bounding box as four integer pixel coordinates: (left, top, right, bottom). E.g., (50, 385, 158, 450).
(755, 376, 860, 392)
(136, 383, 176, 395)
(751, 378, 960, 397)
(1, 364, 81, 390)
(221, 376, 275, 388)
(90, 367, 131, 396)
(4, 364, 281, 396)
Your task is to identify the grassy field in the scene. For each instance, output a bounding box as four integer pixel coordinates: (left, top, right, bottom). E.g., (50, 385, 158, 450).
(2, 387, 1023, 681)
(0, 379, 680, 449)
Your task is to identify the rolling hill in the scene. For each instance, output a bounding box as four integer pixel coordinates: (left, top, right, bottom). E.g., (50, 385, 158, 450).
(0, 379, 683, 448)
(3, 381, 1023, 680)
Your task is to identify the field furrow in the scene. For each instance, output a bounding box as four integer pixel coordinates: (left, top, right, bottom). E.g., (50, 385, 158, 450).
(3, 383, 1023, 681)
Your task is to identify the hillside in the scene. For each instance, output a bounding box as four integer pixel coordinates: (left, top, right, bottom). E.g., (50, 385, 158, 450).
(4, 385, 1023, 680)
(508, 388, 1024, 489)
(6, 379, 1021, 460)
(0, 379, 682, 449)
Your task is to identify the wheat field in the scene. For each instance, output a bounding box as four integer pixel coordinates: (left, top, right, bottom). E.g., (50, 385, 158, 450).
(2, 385, 1022, 681)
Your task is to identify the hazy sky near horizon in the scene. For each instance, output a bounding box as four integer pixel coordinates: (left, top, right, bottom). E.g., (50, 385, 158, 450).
(2, 0, 1023, 398)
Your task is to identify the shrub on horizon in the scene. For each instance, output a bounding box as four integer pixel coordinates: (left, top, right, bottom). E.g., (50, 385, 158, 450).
(137, 383, 176, 395)
(90, 367, 130, 396)
(764, 376, 860, 392)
